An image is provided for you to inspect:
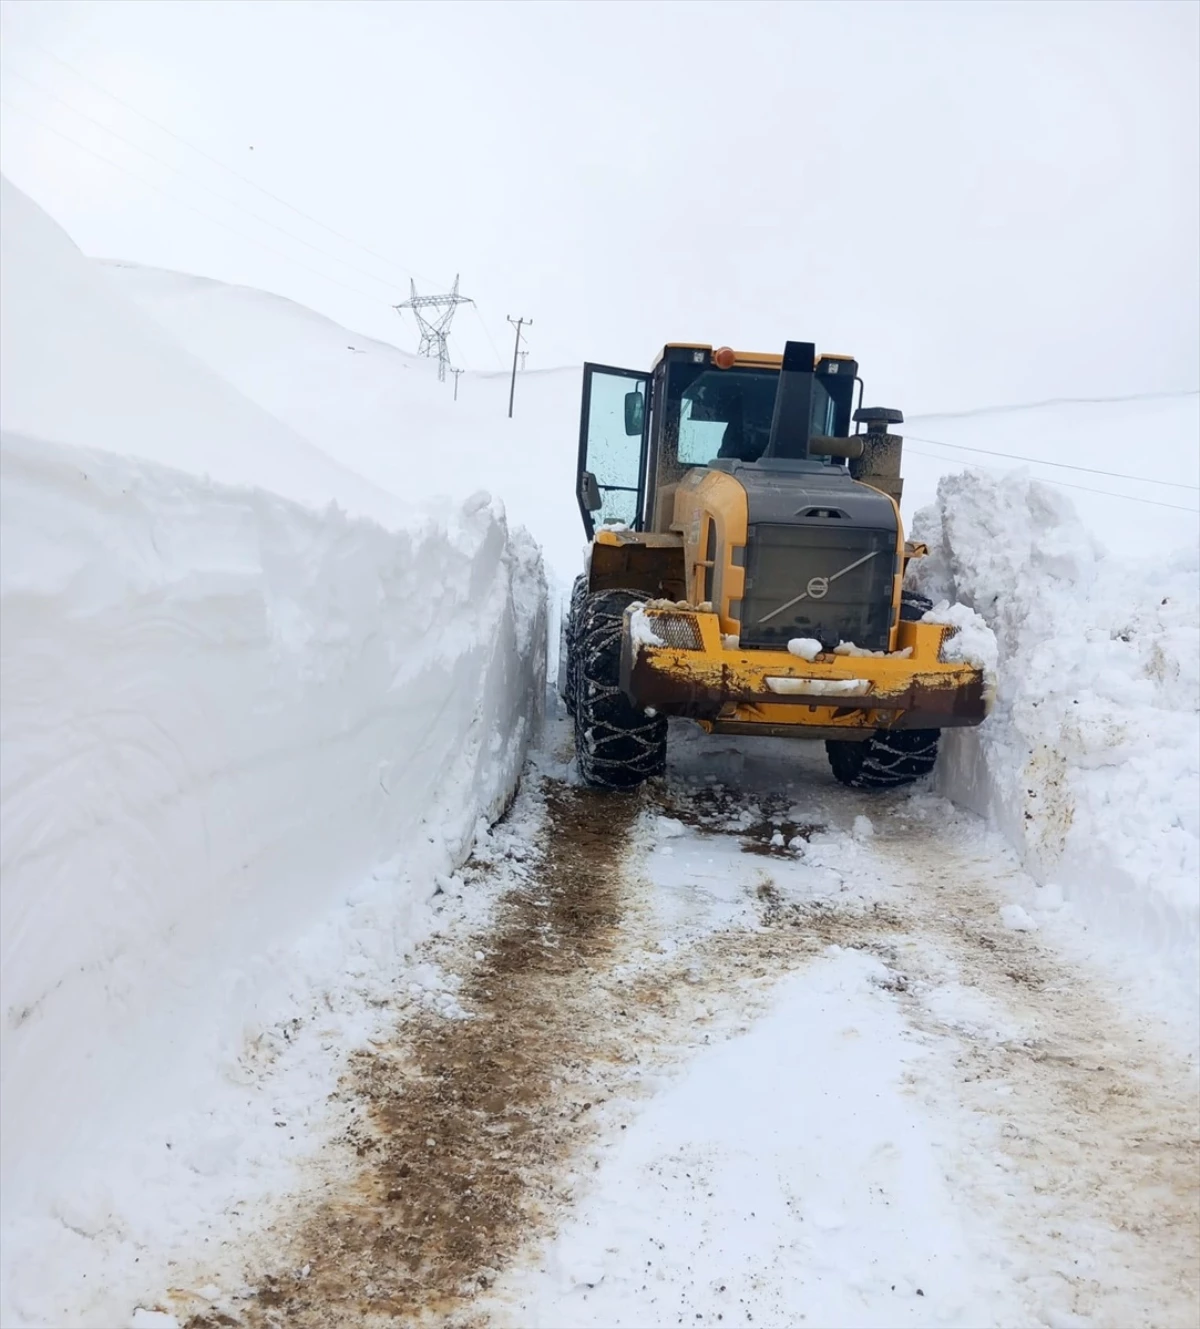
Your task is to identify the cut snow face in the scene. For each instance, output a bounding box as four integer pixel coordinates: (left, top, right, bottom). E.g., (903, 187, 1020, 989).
(908, 467, 1199, 1009)
(0, 175, 547, 1326)
(99, 256, 586, 592)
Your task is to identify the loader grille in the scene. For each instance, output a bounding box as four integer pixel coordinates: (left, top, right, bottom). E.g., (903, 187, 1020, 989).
(740, 523, 896, 652)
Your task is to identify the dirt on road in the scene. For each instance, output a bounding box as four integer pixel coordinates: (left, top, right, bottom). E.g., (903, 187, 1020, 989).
(175, 766, 1199, 1329)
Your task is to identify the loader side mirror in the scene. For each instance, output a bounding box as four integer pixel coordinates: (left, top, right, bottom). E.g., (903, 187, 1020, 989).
(580, 470, 603, 511)
(624, 390, 645, 436)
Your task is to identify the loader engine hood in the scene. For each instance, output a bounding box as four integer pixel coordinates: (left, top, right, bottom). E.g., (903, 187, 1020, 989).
(712, 457, 899, 652)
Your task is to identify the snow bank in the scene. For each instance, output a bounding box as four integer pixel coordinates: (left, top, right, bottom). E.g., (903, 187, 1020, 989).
(909, 469, 1199, 989)
(0, 174, 546, 1302)
(100, 257, 588, 587)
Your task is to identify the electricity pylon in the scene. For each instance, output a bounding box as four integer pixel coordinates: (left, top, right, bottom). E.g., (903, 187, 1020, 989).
(394, 276, 472, 382)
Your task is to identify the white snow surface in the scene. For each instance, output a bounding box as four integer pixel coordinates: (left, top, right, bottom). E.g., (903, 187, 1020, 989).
(0, 177, 546, 1324)
(481, 738, 1199, 1329)
(833, 641, 913, 659)
(909, 469, 1199, 1008)
(0, 179, 408, 527)
(629, 604, 667, 650)
(511, 949, 996, 1329)
(921, 598, 999, 694)
(99, 255, 587, 589)
(767, 676, 871, 697)
(787, 637, 824, 661)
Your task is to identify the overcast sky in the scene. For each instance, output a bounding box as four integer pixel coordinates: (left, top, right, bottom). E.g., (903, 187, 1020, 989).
(1, 0, 1196, 414)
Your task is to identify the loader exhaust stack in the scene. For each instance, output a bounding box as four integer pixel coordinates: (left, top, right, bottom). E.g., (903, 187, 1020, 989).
(762, 340, 817, 461)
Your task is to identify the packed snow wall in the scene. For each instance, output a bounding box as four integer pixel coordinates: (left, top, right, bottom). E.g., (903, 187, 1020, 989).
(909, 471, 1199, 990)
(0, 176, 547, 1231)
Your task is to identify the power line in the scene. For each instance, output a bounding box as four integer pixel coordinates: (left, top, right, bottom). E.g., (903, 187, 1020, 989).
(1, 60, 411, 298)
(907, 433, 1200, 491)
(448, 333, 471, 373)
(908, 388, 1199, 423)
(1, 96, 389, 305)
(471, 303, 506, 370)
(5, 37, 506, 371)
(4, 30, 450, 291)
(905, 446, 1199, 514)
(1036, 476, 1197, 514)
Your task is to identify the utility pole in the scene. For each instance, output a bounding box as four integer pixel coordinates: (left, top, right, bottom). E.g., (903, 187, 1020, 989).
(452, 367, 464, 401)
(394, 276, 473, 382)
(507, 316, 531, 418)
(518, 350, 529, 371)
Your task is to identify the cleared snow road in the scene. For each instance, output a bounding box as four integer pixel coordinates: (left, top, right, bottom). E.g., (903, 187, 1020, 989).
(168, 722, 1198, 1329)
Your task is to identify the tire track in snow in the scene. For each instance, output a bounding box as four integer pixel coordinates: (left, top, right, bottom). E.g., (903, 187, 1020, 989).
(178, 779, 644, 1327)
(173, 742, 1198, 1329)
(171, 762, 900, 1328)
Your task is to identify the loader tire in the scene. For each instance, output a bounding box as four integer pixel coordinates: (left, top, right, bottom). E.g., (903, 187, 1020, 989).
(825, 728, 940, 789)
(900, 589, 933, 620)
(824, 589, 940, 790)
(560, 574, 588, 717)
(572, 590, 667, 790)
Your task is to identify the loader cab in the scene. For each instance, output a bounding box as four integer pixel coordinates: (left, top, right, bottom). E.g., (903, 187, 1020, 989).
(576, 344, 861, 538)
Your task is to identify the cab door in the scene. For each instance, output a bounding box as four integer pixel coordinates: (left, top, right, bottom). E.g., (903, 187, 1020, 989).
(577, 363, 651, 538)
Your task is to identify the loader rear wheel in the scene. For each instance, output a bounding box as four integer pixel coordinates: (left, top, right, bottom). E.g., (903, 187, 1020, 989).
(559, 574, 588, 717)
(825, 728, 940, 789)
(824, 588, 940, 790)
(572, 590, 667, 790)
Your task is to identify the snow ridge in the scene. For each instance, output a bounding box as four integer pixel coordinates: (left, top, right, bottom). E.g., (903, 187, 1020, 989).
(908, 469, 1199, 1004)
(0, 175, 548, 1327)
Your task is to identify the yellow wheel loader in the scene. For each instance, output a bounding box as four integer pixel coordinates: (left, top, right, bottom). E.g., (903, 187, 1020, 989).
(560, 340, 991, 790)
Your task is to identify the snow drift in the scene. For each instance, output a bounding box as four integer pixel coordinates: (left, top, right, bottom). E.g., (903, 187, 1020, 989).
(0, 172, 546, 1277)
(99, 258, 588, 588)
(909, 470, 1199, 993)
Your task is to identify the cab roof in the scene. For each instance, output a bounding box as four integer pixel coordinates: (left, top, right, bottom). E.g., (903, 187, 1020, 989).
(653, 343, 856, 372)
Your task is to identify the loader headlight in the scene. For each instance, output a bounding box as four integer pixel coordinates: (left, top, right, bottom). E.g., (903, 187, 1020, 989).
(936, 624, 961, 664)
(645, 612, 704, 651)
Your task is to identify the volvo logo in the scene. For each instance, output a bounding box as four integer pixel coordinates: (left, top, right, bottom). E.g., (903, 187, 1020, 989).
(756, 549, 881, 625)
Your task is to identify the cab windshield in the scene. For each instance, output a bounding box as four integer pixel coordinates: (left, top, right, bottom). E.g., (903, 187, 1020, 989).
(668, 365, 839, 466)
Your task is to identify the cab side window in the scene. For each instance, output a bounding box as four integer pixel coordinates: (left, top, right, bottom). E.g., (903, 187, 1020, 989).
(577, 365, 650, 536)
